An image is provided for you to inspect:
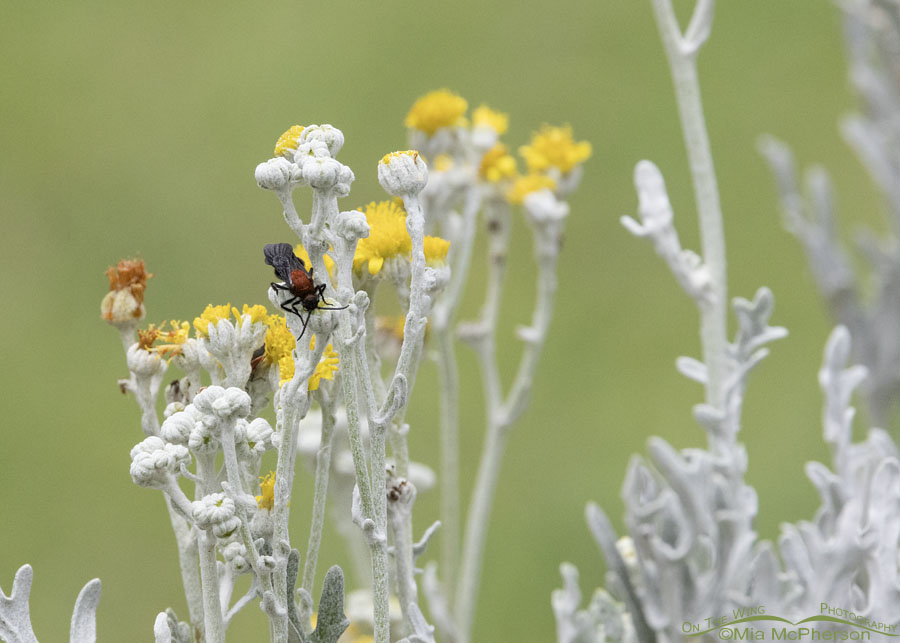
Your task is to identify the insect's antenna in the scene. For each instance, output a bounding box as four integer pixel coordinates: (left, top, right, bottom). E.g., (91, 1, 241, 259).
(314, 283, 348, 310)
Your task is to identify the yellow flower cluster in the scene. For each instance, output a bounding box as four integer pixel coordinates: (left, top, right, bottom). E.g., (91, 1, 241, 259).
(507, 174, 557, 205)
(269, 328, 340, 391)
(473, 105, 509, 135)
(519, 124, 592, 174)
(404, 89, 468, 135)
(308, 338, 339, 391)
(353, 201, 451, 276)
(423, 236, 451, 267)
(256, 471, 276, 511)
(193, 304, 268, 338)
(354, 201, 412, 275)
(263, 314, 295, 367)
(404, 90, 590, 208)
(274, 125, 304, 158)
(479, 144, 518, 183)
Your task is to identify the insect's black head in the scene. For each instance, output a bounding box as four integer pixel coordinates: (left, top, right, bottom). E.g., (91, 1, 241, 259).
(302, 293, 319, 311)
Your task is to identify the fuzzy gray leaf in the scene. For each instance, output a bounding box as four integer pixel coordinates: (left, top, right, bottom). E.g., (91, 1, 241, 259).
(0, 564, 39, 643)
(153, 613, 172, 643)
(675, 356, 707, 384)
(69, 577, 101, 643)
(286, 549, 306, 643)
(310, 566, 349, 643)
(585, 504, 655, 642)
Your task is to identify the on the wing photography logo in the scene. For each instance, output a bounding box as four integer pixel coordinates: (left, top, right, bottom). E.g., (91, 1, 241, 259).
(682, 603, 898, 640)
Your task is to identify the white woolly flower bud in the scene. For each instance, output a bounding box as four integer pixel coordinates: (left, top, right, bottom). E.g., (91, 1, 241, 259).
(191, 492, 235, 529)
(301, 124, 344, 158)
(211, 387, 252, 419)
(130, 437, 191, 488)
(303, 156, 354, 193)
(192, 385, 224, 417)
(334, 209, 370, 242)
(188, 422, 220, 454)
(160, 409, 195, 445)
(255, 157, 295, 191)
(212, 516, 242, 539)
(245, 418, 274, 457)
(333, 164, 355, 197)
(192, 386, 250, 423)
(378, 151, 428, 197)
(222, 541, 250, 573)
(293, 139, 331, 166)
(126, 344, 167, 378)
(163, 401, 185, 418)
(523, 188, 570, 224)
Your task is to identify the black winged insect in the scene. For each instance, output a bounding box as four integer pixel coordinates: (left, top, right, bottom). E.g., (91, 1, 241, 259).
(264, 243, 347, 339)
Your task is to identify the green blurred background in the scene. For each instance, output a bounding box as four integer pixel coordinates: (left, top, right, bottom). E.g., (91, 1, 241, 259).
(0, 0, 881, 640)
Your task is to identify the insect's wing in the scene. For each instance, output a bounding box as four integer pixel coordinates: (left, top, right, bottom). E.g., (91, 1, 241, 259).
(264, 243, 306, 282)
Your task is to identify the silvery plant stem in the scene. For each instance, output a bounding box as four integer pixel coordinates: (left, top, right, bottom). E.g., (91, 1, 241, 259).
(433, 185, 483, 602)
(454, 419, 506, 643)
(302, 389, 337, 596)
(651, 0, 728, 414)
(270, 328, 328, 643)
(199, 529, 225, 643)
(455, 213, 556, 643)
(435, 327, 460, 600)
(386, 191, 431, 627)
(335, 312, 390, 643)
(164, 499, 203, 630)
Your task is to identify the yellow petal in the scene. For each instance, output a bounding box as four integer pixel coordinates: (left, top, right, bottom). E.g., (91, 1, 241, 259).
(368, 256, 384, 275)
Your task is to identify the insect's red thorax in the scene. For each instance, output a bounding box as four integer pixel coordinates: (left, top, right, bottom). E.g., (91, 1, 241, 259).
(289, 269, 314, 295)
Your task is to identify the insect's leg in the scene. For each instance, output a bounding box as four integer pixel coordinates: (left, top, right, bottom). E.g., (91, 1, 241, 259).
(315, 283, 328, 304)
(271, 282, 290, 293)
(279, 296, 301, 316)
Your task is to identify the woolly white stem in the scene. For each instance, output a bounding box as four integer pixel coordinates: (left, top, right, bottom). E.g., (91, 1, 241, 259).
(301, 390, 337, 595)
(164, 500, 203, 631)
(651, 0, 728, 414)
(198, 530, 225, 643)
(435, 327, 460, 600)
(455, 212, 560, 643)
